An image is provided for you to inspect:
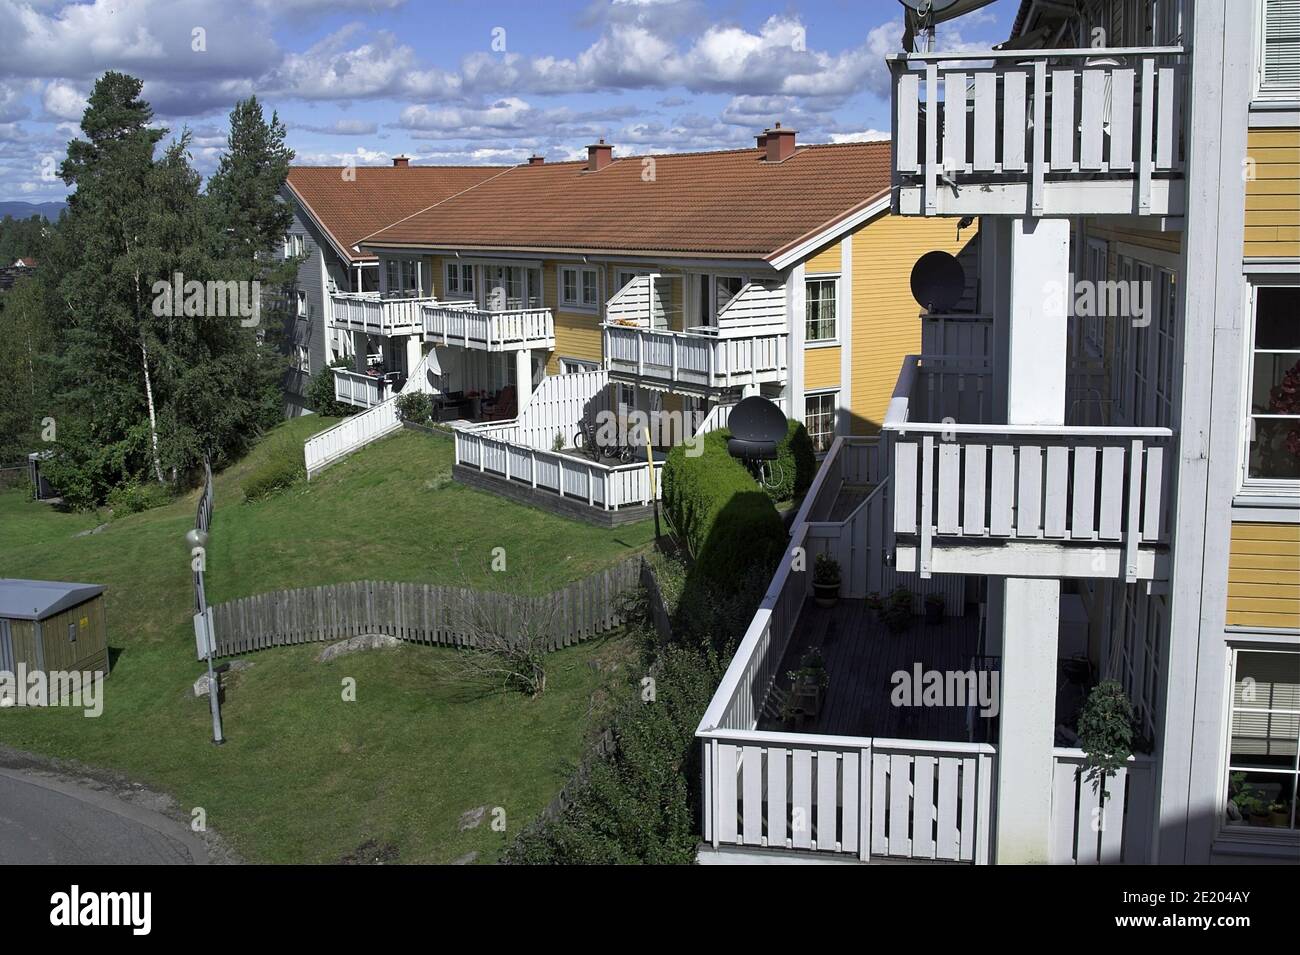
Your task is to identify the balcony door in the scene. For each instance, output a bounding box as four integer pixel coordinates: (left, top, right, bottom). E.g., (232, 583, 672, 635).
(483, 265, 542, 312)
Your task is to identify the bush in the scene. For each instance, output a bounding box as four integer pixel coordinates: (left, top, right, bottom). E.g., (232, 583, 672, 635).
(395, 391, 432, 424)
(241, 437, 305, 501)
(662, 432, 786, 589)
(763, 419, 817, 503)
(106, 479, 172, 517)
(1078, 680, 1135, 780)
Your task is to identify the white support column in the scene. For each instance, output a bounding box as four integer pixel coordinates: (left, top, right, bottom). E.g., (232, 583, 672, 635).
(515, 348, 534, 415)
(405, 335, 423, 386)
(839, 234, 854, 435)
(352, 330, 366, 373)
(995, 215, 1070, 864)
(996, 576, 1060, 863)
(786, 263, 806, 421)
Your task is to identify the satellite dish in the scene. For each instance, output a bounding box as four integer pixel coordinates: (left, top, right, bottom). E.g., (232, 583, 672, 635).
(910, 250, 965, 312)
(726, 396, 787, 462)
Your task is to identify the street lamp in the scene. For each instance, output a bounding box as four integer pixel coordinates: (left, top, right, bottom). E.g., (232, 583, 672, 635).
(187, 527, 224, 745)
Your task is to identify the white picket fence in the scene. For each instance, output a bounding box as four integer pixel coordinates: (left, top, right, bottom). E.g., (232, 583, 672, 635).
(1049, 748, 1156, 865)
(304, 351, 437, 479)
(891, 46, 1185, 217)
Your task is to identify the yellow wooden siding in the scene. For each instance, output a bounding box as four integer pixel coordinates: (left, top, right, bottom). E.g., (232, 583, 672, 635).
(806, 239, 842, 275)
(804, 345, 841, 390)
(1084, 222, 1182, 256)
(1226, 522, 1300, 628)
(546, 262, 602, 373)
(1245, 129, 1300, 258)
(849, 215, 974, 433)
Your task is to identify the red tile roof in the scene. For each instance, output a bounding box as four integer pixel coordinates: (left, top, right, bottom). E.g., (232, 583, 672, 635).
(285, 165, 508, 263)
(359, 141, 893, 262)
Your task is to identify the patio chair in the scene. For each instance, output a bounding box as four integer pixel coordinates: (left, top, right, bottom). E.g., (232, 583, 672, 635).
(483, 385, 517, 421)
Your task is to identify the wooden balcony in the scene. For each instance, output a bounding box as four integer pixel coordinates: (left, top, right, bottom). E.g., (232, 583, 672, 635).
(329, 292, 434, 336)
(883, 356, 1172, 582)
(603, 325, 787, 393)
(333, 368, 397, 409)
(890, 47, 1185, 218)
(423, 303, 554, 352)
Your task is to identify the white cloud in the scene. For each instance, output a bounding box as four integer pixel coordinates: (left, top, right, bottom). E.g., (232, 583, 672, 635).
(829, 129, 890, 143)
(41, 80, 87, 121)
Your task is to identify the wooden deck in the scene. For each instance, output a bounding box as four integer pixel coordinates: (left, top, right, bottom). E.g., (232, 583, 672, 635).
(757, 597, 987, 742)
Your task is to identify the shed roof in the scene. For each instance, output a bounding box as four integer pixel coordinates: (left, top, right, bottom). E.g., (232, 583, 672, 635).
(0, 579, 105, 621)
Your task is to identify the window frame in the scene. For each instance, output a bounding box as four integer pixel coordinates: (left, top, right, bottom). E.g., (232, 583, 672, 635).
(1238, 278, 1300, 496)
(559, 357, 598, 375)
(804, 389, 839, 455)
(444, 262, 474, 299)
(1254, 0, 1300, 102)
(1219, 643, 1300, 841)
(296, 290, 308, 319)
(558, 265, 600, 311)
(804, 275, 839, 344)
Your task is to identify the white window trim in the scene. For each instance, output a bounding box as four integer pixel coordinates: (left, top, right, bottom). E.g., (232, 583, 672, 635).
(443, 261, 474, 299)
(804, 388, 839, 455)
(1254, 0, 1300, 103)
(804, 273, 840, 347)
(1214, 641, 1300, 848)
(558, 265, 600, 311)
(559, 357, 598, 375)
(1237, 276, 1300, 499)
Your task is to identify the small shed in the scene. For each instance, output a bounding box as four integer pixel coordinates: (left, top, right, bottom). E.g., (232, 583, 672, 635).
(0, 580, 109, 685)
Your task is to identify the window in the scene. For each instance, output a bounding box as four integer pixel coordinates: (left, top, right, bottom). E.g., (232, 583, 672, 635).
(714, 275, 743, 314)
(1257, 0, 1300, 100)
(282, 235, 291, 258)
(1224, 647, 1299, 832)
(401, 260, 419, 294)
(385, 260, 400, 292)
(560, 266, 599, 309)
(444, 263, 474, 298)
(1244, 285, 1300, 483)
(68, 623, 77, 644)
(560, 358, 598, 375)
(296, 290, 307, 318)
(295, 235, 305, 256)
(805, 278, 838, 342)
(295, 345, 310, 373)
(805, 391, 837, 453)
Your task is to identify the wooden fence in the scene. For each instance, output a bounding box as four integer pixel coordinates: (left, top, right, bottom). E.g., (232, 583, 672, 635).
(203, 556, 644, 660)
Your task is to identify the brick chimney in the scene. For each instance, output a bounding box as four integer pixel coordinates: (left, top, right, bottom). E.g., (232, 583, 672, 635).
(764, 123, 796, 163)
(587, 139, 613, 172)
(392, 155, 410, 167)
(527, 154, 545, 166)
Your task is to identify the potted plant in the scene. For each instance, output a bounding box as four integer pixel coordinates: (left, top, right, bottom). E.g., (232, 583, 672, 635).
(881, 587, 914, 633)
(1268, 801, 1290, 828)
(780, 648, 829, 725)
(865, 591, 882, 621)
(924, 592, 945, 624)
(812, 554, 841, 608)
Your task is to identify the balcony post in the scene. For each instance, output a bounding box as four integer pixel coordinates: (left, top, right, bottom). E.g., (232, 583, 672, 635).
(515, 348, 533, 415)
(995, 215, 1069, 864)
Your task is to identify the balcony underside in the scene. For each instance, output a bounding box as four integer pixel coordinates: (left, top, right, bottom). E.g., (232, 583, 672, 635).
(895, 538, 1168, 582)
(895, 177, 1183, 218)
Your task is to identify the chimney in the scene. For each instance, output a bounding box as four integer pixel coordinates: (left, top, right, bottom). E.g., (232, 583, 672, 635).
(392, 155, 410, 167)
(764, 122, 796, 163)
(527, 154, 545, 166)
(587, 139, 613, 172)
(755, 128, 770, 151)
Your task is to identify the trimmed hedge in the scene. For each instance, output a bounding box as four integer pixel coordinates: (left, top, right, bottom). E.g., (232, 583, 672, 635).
(662, 432, 786, 587)
(766, 419, 816, 503)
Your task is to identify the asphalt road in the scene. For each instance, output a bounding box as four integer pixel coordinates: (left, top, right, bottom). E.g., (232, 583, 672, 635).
(0, 768, 207, 864)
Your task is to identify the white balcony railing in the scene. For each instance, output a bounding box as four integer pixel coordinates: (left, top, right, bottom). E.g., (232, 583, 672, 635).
(329, 292, 435, 336)
(333, 368, 397, 409)
(603, 324, 787, 391)
(890, 47, 1185, 217)
(423, 303, 555, 352)
(883, 355, 1172, 582)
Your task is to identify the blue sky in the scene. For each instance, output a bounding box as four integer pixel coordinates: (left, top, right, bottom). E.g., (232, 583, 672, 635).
(0, 0, 1019, 202)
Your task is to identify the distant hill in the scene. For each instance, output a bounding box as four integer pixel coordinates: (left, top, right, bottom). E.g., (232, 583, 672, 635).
(0, 200, 67, 220)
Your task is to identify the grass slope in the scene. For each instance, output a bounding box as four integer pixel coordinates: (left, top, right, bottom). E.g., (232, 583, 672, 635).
(0, 418, 652, 862)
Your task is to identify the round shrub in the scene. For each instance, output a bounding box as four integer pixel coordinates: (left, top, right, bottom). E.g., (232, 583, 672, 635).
(395, 391, 433, 424)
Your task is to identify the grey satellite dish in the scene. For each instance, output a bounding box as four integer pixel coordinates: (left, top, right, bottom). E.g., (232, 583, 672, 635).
(910, 250, 965, 312)
(727, 396, 787, 462)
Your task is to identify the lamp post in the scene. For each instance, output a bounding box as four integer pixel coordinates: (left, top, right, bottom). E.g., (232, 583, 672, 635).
(187, 527, 224, 745)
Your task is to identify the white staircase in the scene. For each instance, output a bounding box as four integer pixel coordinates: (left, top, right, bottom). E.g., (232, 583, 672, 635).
(304, 351, 437, 479)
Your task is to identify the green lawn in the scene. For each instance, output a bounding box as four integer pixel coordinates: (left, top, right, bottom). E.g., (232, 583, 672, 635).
(0, 418, 653, 862)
